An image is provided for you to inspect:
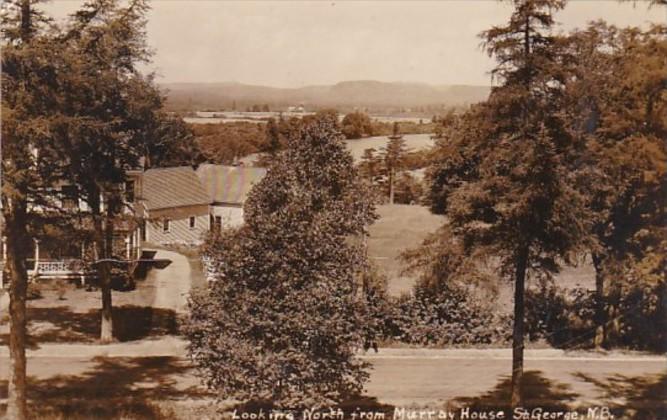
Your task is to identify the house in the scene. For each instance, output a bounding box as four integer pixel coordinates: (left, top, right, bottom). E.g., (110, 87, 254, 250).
(140, 166, 211, 246)
(195, 164, 267, 229)
(0, 163, 266, 288)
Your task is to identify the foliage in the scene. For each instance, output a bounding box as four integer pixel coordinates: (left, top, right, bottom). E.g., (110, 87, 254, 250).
(193, 121, 266, 164)
(185, 113, 377, 408)
(525, 282, 666, 351)
(341, 111, 373, 139)
(392, 172, 424, 205)
(562, 20, 666, 345)
(370, 120, 438, 136)
(194, 117, 303, 165)
(382, 288, 512, 347)
(421, 0, 595, 406)
(525, 284, 596, 348)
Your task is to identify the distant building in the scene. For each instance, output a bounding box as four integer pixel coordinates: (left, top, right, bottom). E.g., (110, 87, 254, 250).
(196, 164, 267, 230)
(140, 166, 211, 246)
(287, 105, 306, 113)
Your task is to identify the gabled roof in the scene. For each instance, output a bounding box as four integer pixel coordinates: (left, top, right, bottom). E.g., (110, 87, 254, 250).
(196, 164, 267, 205)
(142, 166, 210, 211)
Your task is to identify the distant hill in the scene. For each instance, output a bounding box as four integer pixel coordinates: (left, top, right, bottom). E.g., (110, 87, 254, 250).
(161, 80, 490, 113)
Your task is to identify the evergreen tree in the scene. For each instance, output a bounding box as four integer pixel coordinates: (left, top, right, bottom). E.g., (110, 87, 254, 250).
(381, 129, 408, 205)
(1, 1, 57, 416)
(358, 147, 383, 199)
(185, 113, 377, 408)
(429, 0, 593, 407)
(48, 0, 154, 343)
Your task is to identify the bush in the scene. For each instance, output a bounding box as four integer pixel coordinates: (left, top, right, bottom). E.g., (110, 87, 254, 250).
(371, 288, 511, 347)
(525, 282, 666, 351)
(525, 285, 596, 348)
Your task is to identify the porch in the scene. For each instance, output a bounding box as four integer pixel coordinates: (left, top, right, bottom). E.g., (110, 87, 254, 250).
(0, 230, 143, 289)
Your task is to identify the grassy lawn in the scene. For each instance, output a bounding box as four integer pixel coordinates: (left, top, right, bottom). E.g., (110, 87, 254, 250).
(369, 204, 596, 303)
(0, 273, 177, 345)
(368, 204, 444, 296)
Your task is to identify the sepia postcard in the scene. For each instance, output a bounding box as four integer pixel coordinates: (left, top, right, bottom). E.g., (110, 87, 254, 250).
(1, 1, 665, 419)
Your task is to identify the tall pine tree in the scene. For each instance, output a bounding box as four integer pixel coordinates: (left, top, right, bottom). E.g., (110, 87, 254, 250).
(439, 0, 593, 407)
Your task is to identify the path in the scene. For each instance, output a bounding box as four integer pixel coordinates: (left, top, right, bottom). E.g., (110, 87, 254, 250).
(148, 249, 192, 314)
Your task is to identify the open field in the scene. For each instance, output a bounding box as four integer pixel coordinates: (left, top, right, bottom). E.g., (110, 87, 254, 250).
(345, 134, 434, 163)
(368, 204, 444, 296)
(369, 204, 597, 300)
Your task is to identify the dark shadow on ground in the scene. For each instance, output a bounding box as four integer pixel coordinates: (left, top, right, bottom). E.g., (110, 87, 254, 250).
(0, 356, 212, 419)
(0, 305, 179, 346)
(573, 372, 667, 420)
(447, 370, 579, 418)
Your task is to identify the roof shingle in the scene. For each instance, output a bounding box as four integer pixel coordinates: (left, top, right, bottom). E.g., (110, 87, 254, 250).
(142, 166, 210, 211)
(196, 164, 267, 205)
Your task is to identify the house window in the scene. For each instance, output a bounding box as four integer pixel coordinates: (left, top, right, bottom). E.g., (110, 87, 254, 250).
(215, 216, 222, 231)
(189, 216, 196, 229)
(125, 180, 135, 202)
(163, 218, 171, 233)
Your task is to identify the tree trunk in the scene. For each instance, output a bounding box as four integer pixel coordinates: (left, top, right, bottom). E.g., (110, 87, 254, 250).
(100, 275, 113, 342)
(91, 191, 115, 343)
(592, 253, 606, 349)
(389, 167, 395, 205)
(510, 245, 529, 409)
(100, 205, 116, 343)
(4, 201, 30, 420)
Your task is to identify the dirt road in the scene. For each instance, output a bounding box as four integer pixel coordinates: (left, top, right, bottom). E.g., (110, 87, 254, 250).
(149, 249, 192, 313)
(1, 348, 664, 414)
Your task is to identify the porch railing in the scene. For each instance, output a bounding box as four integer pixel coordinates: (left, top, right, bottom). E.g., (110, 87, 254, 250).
(27, 259, 90, 284)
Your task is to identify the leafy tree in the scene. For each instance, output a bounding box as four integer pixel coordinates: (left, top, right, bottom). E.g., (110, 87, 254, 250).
(342, 111, 373, 139)
(186, 113, 377, 408)
(195, 121, 267, 164)
(564, 21, 667, 347)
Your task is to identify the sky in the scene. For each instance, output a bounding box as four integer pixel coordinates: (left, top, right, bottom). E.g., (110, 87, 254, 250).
(42, 1, 666, 88)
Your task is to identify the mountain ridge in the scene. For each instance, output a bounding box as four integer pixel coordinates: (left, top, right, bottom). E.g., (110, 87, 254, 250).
(161, 80, 491, 112)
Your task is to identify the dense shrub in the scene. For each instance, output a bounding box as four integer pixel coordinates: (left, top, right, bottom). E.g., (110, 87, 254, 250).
(372, 288, 511, 347)
(341, 112, 373, 139)
(525, 285, 596, 348)
(525, 283, 667, 352)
